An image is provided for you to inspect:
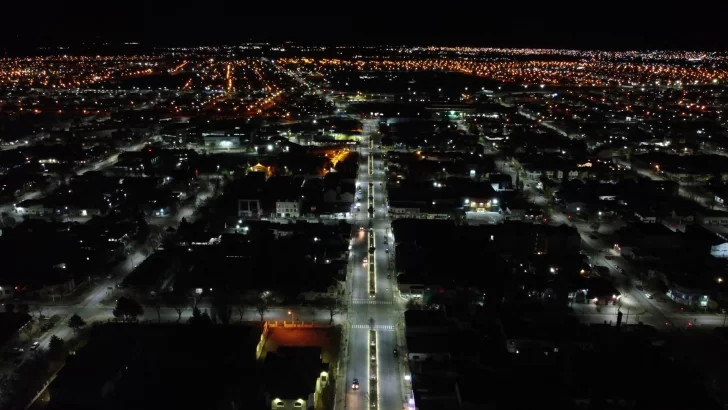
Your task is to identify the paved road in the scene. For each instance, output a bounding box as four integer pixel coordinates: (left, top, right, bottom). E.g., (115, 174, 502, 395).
(344, 119, 403, 410)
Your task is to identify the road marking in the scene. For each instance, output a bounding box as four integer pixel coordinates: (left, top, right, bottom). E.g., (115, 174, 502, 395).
(352, 300, 392, 305)
(352, 324, 394, 331)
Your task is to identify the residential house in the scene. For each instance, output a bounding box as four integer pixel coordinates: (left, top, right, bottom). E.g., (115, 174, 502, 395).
(406, 333, 451, 363)
(397, 274, 425, 299)
(263, 347, 329, 410)
(404, 310, 450, 337)
(500, 317, 595, 355)
(698, 210, 728, 225)
(488, 173, 513, 191)
(298, 278, 341, 301)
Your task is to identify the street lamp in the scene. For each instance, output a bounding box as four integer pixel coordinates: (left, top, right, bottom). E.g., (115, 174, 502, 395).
(288, 310, 294, 323)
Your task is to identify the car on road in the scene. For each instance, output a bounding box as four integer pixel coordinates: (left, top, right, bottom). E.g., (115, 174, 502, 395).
(352, 378, 360, 390)
(393, 348, 398, 356)
(363, 258, 368, 265)
(635, 285, 644, 291)
(645, 293, 653, 299)
(29, 342, 39, 351)
(385, 249, 389, 253)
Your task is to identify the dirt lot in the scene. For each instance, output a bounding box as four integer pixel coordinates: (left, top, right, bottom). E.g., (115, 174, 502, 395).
(264, 326, 341, 366)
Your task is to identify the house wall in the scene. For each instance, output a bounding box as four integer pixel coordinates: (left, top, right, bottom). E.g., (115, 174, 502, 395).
(407, 351, 450, 362)
(711, 242, 728, 258)
(276, 201, 301, 218)
(269, 397, 310, 410)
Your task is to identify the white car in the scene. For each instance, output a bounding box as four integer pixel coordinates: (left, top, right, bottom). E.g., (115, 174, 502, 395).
(645, 293, 653, 299)
(30, 342, 40, 351)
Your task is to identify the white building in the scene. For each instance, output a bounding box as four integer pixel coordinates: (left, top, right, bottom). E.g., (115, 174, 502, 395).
(276, 200, 301, 218)
(238, 199, 261, 218)
(203, 133, 240, 149)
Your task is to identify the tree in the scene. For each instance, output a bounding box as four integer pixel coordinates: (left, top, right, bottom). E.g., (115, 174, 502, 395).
(590, 222, 600, 233)
(163, 291, 188, 322)
(141, 230, 163, 257)
(188, 307, 212, 325)
(406, 299, 422, 311)
(32, 305, 45, 319)
(68, 314, 86, 332)
(212, 290, 233, 325)
(20, 320, 36, 339)
(255, 298, 270, 322)
(48, 335, 65, 361)
(1, 215, 16, 229)
(5, 303, 15, 313)
(318, 296, 347, 325)
(113, 296, 144, 321)
(148, 298, 163, 323)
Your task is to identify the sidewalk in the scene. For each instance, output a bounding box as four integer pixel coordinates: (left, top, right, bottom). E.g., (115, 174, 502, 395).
(334, 320, 350, 410)
(395, 317, 412, 408)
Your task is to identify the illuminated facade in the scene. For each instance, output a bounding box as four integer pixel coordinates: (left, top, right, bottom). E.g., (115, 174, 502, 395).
(463, 197, 498, 212)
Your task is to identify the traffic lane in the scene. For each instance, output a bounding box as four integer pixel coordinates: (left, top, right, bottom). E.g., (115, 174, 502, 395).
(351, 247, 369, 301)
(377, 330, 403, 410)
(345, 328, 369, 410)
(373, 231, 393, 303)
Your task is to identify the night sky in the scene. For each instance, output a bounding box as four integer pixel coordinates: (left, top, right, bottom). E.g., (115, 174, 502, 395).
(2, 1, 727, 50)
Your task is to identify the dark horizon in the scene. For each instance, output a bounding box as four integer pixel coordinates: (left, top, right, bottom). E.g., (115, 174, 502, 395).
(2, 4, 728, 52)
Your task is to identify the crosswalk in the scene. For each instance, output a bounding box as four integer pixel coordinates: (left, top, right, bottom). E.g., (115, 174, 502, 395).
(352, 300, 393, 305)
(351, 324, 395, 331)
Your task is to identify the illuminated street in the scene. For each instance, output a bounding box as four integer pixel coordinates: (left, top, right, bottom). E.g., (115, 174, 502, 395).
(344, 119, 403, 410)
